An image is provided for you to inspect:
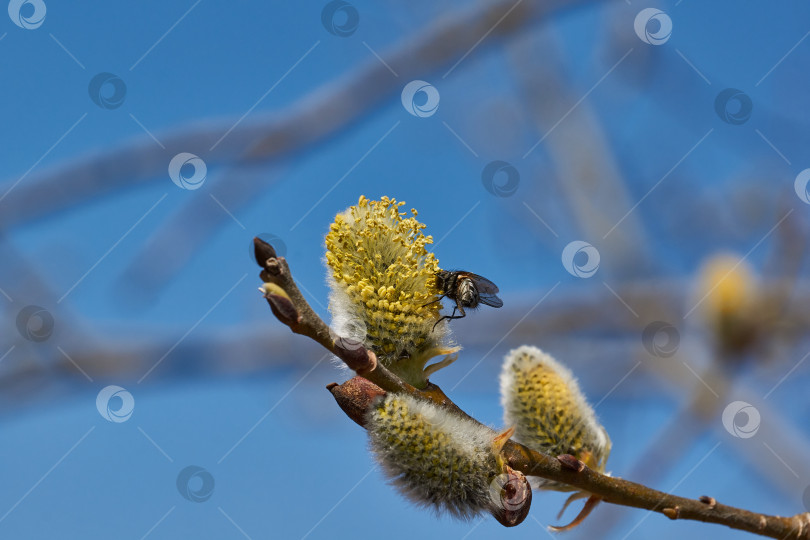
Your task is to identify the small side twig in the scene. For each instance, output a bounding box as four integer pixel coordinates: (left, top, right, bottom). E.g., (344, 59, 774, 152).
(253, 237, 810, 539)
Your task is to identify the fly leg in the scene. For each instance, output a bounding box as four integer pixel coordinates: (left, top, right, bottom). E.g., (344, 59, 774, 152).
(422, 294, 446, 307)
(432, 300, 466, 331)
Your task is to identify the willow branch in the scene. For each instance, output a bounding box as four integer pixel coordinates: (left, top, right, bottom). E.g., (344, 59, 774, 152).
(252, 237, 810, 539)
(502, 443, 810, 540)
(253, 237, 413, 396)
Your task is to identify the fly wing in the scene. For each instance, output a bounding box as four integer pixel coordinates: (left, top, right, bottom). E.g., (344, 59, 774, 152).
(479, 293, 504, 308)
(462, 272, 500, 294)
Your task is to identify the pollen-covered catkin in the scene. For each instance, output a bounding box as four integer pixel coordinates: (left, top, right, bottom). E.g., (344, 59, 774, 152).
(366, 393, 530, 524)
(324, 196, 456, 386)
(500, 345, 610, 490)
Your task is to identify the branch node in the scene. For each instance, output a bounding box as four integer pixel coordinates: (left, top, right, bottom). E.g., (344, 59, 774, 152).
(333, 342, 377, 374)
(357, 351, 378, 375)
(557, 454, 586, 472)
(699, 495, 717, 509)
(262, 259, 282, 277)
(663, 507, 681, 520)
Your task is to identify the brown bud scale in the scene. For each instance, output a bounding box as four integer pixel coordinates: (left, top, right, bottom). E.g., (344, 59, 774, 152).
(557, 454, 586, 472)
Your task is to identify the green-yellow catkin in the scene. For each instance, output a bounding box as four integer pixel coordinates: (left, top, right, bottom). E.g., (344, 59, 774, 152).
(697, 254, 756, 320)
(366, 393, 530, 524)
(324, 196, 456, 386)
(696, 253, 760, 357)
(500, 345, 611, 491)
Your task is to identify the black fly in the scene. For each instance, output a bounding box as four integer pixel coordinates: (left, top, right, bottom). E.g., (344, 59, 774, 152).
(428, 270, 503, 329)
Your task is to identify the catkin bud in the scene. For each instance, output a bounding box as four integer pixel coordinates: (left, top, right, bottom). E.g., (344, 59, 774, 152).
(500, 345, 610, 491)
(366, 393, 531, 527)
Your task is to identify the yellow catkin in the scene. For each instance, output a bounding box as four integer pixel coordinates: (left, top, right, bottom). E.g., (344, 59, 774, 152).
(693, 253, 764, 358)
(697, 254, 755, 319)
(325, 196, 455, 385)
(500, 346, 611, 491)
(367, 393, 502, 519)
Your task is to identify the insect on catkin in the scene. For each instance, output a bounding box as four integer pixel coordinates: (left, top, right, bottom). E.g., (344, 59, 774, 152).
(366, 393, 531, 527)
(500, 345, 611, 491)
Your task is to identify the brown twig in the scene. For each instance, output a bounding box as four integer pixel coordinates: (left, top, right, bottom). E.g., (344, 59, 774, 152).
(254, 238, 410, 395)
(253, 237, 810, 539)
(502, 442, 810, 539)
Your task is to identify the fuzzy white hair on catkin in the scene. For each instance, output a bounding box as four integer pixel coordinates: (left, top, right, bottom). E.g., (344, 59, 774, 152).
(499, 345, 585, 412)
(324, 272, 367, 370)
(499, 345, 608, 487)
(322, 271, 359, 371)
(402, 395, 495, 455)
(366, 394, 499, 519)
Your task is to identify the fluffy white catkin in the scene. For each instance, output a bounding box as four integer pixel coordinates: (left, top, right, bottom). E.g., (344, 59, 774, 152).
(500, 345, 610, 490)
(366, 393, 530, 525)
